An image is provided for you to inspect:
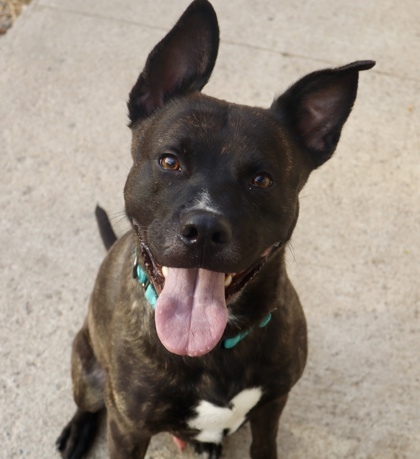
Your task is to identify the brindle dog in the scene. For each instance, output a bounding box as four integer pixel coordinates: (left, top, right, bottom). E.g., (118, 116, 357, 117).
(56, 1, 374, 458)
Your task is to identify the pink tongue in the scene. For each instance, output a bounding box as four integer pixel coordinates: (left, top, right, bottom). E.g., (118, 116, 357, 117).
(155, 268, 228, 357)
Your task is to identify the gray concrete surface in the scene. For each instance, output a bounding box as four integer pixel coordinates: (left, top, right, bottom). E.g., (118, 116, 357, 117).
(1, 0, 419, 458)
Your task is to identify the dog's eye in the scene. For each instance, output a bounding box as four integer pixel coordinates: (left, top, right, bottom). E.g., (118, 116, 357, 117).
(159, 154, 181, 171)
(251, 173, 273, 189)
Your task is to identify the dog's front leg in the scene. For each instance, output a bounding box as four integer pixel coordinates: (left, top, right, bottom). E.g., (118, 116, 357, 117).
(107, 414, 150, 459)
(248, 394, 288, 459)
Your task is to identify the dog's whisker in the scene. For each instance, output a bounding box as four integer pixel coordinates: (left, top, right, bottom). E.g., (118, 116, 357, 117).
(299, 192, 321, 200)
(109, 212, 129, 225)
(286, 241, 298, 267)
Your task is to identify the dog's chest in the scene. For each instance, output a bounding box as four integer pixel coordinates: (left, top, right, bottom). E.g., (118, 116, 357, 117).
(187, 387, 263, 443)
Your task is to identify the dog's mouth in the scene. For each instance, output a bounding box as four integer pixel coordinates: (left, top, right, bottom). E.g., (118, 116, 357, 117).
(138, 238, 281, 357)
(139, 242, 280, 301)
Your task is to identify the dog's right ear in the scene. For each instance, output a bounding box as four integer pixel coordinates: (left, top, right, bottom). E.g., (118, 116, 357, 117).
(271, 60, 375, 168)
(128, 0, 219, 125)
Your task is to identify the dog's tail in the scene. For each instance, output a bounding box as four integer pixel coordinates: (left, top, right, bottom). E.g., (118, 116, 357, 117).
(95, 205, 118, 251)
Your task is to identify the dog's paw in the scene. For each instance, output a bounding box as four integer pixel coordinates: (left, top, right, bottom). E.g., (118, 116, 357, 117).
(193, 441, 223, 459)
(56, 409, 100, 459)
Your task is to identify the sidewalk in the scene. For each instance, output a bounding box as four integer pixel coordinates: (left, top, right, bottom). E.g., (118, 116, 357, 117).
(1, 1, 419, 458)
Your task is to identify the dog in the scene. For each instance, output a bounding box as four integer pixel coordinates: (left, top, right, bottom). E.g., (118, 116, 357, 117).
(56, 1, 374, 458)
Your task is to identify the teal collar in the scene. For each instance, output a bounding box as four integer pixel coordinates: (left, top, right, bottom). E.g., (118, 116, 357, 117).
(222, 312, 272, 349)
(133, 261, 158, 308)
(133, 252, 271, 350)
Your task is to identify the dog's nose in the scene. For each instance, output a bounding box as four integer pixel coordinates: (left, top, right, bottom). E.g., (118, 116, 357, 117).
(180, 211, 232, 247)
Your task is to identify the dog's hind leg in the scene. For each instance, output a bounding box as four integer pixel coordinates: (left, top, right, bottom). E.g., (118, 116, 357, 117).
(56, 409, 101, 459)
(57, 326, 105, 458)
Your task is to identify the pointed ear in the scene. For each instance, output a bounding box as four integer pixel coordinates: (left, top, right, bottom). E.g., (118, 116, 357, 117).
(271, 60, 375, 168)
(128, 0, 219, 125)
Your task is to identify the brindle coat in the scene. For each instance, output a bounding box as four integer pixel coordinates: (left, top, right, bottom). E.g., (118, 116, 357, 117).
(56, 1, 374, 458)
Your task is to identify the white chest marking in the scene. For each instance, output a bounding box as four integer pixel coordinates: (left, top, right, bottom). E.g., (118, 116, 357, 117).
(188, 387, 263, 443)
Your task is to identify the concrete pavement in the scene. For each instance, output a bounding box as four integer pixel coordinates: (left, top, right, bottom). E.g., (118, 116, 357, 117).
(1, 1, 419, 458)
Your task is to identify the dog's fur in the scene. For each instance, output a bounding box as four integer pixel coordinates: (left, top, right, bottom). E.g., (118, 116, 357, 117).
(56, 1, 374, 458)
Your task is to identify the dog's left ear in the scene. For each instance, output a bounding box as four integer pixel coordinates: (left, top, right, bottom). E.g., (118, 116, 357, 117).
(271, 60, 375, 168)
(128, 0, 219, 125)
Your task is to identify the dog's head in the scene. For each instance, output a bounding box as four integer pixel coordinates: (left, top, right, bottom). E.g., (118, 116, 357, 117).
(124, 0, 374, 357)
